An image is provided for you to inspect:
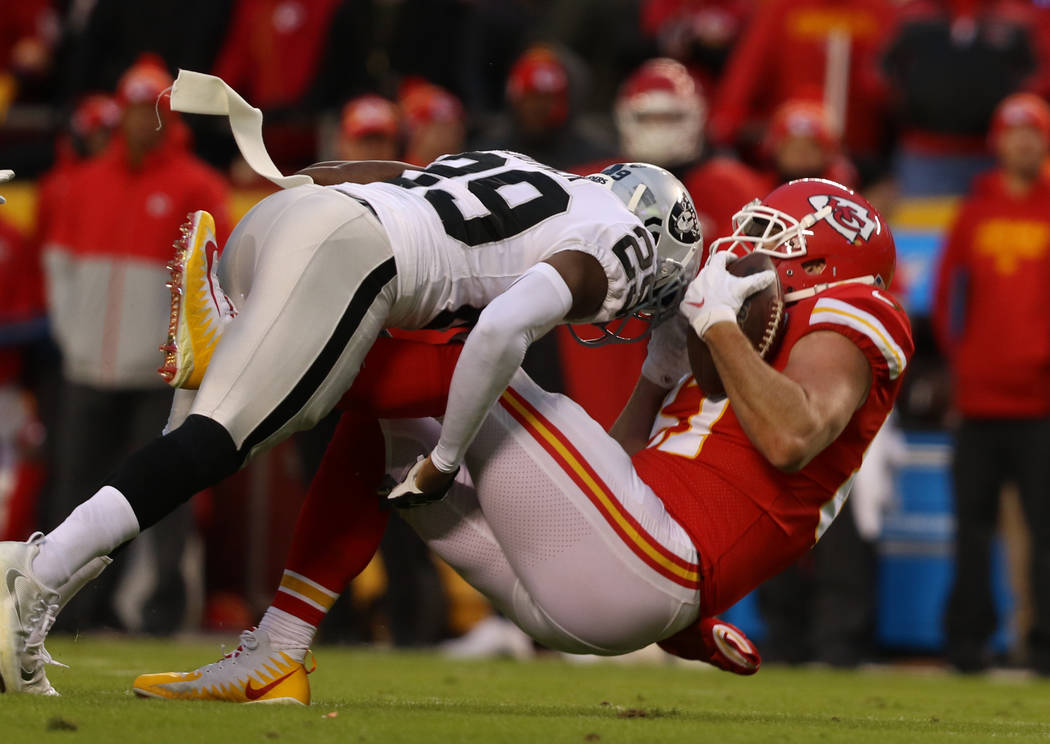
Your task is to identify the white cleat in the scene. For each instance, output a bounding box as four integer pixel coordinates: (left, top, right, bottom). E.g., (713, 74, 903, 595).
(0, 535, 60, 694)
(0, 535, 111, 695)
(132, 628, 313, 704)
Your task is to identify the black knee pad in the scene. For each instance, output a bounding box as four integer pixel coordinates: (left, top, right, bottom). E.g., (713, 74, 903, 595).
(109, 415, 243, 530)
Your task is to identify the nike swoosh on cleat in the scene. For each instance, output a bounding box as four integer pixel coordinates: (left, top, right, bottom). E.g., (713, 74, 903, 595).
(244, 668, 298, 700)
(203, 238, 223, 306)
(5, 570, 25, 628)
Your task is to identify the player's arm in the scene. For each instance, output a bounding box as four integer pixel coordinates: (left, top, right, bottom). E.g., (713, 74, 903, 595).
(609, 377, 668, 455)
(609, 314, 691, 454)
(296, 160, 421, 186)
(699, 325, 870, 471)
(399, 251, 608, 497)
(681, 252, 870, 472)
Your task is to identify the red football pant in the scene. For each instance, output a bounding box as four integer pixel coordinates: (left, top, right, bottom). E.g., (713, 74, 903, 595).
(271, 337, 462, 626)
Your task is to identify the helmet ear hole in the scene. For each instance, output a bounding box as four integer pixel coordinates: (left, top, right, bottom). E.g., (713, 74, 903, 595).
(802, 258, 826, 276)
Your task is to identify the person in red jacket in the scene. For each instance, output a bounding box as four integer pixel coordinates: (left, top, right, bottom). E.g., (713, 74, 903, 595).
(34, 94, 121, 260)
(708, 0, 897, 178)
(931, 92, 1050, 674)
(41, 56, 231, 636)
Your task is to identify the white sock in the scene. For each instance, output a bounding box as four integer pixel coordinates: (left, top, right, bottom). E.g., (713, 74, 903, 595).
(258, 607, 314, 663)
(32, 486, 140, 588)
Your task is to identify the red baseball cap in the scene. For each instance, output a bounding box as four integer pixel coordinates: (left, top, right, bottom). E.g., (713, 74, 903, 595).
(990, 92, 1050, 145)
(116, 54, 173, 106)
(507, 47, 568, 100)
(764, 99, 838, 154)
(71, 93, 121, 137)
(341, 94, 400, 139)
(400, 81, 463, 132)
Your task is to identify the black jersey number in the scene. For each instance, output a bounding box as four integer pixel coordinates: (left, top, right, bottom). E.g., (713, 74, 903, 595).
(612, 226, 656, 309)
(391, 152, 571, 247)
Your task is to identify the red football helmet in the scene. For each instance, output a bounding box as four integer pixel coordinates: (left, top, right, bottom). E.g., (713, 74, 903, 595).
(709, 178, 895, 302)
(615, 58, 705, 168)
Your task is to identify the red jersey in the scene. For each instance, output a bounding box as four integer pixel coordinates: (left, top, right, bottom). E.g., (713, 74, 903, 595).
(632, 283, 913, 615)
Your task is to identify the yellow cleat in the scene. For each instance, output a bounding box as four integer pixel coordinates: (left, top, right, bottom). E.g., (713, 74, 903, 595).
(132, 629, 313, 705)
(158, 210, 237, 389)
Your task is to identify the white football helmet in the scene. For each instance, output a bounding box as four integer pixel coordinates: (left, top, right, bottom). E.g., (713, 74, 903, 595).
(615, 58, 705, 168)
(576, 162, 703, 345)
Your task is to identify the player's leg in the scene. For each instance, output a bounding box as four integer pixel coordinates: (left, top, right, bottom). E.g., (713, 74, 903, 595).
(259, 338, 464, 644)
(467, 372, 702, 654)
(33, 186, 396, 582)
(130, 408, 385, 705)
(0, 188, 397, 694)
(397, 379, 703, 655)
(249, 337, 462, 651)
(394, 414, 754, 667)
(130, 339, 463, 703)
(260, 409, 388, 658)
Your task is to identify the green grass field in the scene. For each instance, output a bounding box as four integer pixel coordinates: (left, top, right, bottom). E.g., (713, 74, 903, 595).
(3, 636, 1050, 743)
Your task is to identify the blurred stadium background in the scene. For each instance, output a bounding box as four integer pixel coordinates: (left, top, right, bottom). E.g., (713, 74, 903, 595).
(1, 0, 1049, 676)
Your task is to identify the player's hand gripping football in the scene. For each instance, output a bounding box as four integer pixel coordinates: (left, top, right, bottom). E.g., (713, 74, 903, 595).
(386, 454, 459, 509)
(679, 251, 776, 339)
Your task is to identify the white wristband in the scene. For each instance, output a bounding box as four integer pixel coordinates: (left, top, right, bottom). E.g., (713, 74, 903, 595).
(689, 307, 736, 339)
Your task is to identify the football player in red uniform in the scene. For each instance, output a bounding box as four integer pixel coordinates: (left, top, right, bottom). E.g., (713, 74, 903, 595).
(125, 177, 911, 705)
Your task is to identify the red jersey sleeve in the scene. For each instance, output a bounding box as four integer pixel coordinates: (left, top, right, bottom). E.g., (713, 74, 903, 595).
(799, 285, 914, 384)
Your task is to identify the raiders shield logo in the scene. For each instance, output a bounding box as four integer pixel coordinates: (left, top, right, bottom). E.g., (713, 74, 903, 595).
(808, 194, 878, 243)
(668, 197, 702, 245)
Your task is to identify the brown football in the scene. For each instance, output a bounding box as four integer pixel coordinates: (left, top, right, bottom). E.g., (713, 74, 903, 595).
(687, 252, 786, 399)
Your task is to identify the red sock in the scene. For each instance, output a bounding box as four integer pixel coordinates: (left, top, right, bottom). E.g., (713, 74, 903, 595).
(272, 337, 463, 627)
(272, 410, 387, 625)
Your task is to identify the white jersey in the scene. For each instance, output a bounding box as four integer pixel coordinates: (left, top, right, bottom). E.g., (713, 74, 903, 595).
(332, 151, 657, 329)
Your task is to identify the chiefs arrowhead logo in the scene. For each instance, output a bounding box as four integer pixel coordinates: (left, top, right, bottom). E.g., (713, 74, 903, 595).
(808, 194, 879, 243)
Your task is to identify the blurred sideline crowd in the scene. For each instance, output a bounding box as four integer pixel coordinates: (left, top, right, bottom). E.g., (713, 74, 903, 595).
(2, 0, 1050, 673)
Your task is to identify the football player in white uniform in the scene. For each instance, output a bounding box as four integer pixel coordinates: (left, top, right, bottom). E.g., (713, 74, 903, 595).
(0, 153, 702, 694)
